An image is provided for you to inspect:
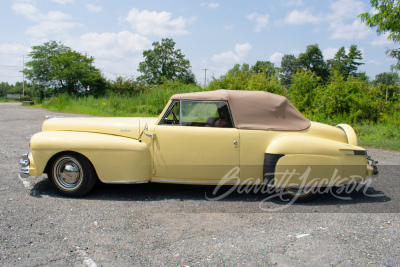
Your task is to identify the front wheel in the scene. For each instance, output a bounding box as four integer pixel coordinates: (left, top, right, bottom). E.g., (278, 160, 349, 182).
(283, 187, 319, 203)
(49, 152, 97, 197)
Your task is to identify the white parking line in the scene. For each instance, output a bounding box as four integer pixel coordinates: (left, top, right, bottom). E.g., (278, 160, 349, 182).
(18, 174, 32, 189)
(76, 247, 98, 267)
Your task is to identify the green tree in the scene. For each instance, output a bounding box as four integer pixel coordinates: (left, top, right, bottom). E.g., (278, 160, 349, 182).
(346, 44, 364, 76)
(24, 41, 69, 90)
(298, 44, 329, 81)
(320, 71, 375, 121)
(280, 54, 301, 86)
(24, 41, 105, 96)
(107, 76, 146, 96)
(0, 82, 12, 97)
(251, 61, 277, 78)
(328, 45, 364, 78)
(208, 63, 252, 90)
(327, 47, 347, 76)
(137, 38, 193, 85)
(289, 69, 321, 112)
(359, 0, 400, 70)
(372, 71, 400, 100)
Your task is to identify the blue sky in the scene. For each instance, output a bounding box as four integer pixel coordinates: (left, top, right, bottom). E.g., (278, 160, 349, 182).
(0, 0, 397, 85)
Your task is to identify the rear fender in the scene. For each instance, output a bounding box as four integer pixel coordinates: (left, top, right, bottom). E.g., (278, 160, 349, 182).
(336, 124, 358, 146)
(265, 135, 366, 187)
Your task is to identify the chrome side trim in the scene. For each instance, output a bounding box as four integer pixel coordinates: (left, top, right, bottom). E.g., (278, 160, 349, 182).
(269, 181, 362, 189)
(339, 149, 366, 156)
(45, 115, 86, 120)
(151, 179, 239, 185)
(45, 115, 65, 120)
(101, 180, 149, 184)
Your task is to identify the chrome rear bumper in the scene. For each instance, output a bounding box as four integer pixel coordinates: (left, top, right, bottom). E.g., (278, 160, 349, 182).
(367, 155, 378, 175)
(19, 153, 30, 178)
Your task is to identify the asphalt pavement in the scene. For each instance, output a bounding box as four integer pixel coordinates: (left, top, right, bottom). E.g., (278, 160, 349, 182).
(1, 102, 400, 266)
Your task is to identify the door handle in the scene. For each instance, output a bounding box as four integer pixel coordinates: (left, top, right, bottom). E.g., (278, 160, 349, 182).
(233, 140, 238, 148)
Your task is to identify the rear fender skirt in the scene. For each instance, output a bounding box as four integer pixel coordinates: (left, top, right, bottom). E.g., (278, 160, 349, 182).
(263, 153, 284, 185)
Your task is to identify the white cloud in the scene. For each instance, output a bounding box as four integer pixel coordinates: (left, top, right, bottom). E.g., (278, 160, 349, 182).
(312, 27, 321, 33)
(223, 24, 234, 30)
(11, 0, 40, 22)
(326, 0, 371, 40)
(201, 2, 220, 9)
(69, 31, 152, 79)
(368, 60, 382, 66)
(283, 9, 320, 24)
(86, 4, 102, 13)
(247, 12, 270, 32)
(371, 33, 394, 46)
(329, 0, 364, 20)
(285, 0, 304, 6)
(212, 43, 252, 63)
(125, 8, 195, 36)
(51, 0, 74, 4)
(323, 47, 340, 60)
(270, 52, 283, 65)
(329, 19, 371, 40)
(0, 43, 31, 83)
(76, 31, 151, 59)
(12, 0, 81, 38)
(208, 2, 220, 9)
(26, 11, 82, 38)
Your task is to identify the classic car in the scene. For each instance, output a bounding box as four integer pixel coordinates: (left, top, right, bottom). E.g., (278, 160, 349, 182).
(19, 90, 378, 202)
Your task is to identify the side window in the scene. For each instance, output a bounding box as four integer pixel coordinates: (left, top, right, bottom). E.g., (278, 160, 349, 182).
(159, 100, 234, 127)
(181, 101, 234, 128)
(160, 101, 180, 125)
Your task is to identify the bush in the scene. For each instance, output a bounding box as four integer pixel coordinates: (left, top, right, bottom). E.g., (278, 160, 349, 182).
(19, 95, 32, 101)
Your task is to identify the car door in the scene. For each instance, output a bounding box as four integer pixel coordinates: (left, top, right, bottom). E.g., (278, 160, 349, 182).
(152, 100, 240, 182)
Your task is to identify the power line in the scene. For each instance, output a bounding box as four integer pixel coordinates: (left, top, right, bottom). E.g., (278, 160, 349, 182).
(0, 74, 22, 77)
(0, 52, 24, 56)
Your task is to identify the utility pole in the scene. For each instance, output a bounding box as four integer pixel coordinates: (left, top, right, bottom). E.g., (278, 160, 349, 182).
(22, 55, 25, 96)
(386, 86, 388, 101)
(203, 68, 208, 87)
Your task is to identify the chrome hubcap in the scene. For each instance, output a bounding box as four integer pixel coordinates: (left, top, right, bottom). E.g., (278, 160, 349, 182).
(54, 157, 83, 190)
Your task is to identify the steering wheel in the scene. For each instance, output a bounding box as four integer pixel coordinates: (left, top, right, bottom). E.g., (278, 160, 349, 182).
(171, 110, 179, 124)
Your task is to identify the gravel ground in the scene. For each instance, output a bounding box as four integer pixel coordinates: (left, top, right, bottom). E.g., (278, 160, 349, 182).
(1, 102, 400, 266)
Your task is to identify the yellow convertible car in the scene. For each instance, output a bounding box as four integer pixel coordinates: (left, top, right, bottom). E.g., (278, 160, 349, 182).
(19, 90, 377, 201)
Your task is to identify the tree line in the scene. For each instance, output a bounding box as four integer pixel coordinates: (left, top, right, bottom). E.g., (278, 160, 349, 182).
(0, 0, 399, 124)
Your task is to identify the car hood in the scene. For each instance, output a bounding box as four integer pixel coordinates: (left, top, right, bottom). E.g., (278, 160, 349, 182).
(42, 117, 158, 139)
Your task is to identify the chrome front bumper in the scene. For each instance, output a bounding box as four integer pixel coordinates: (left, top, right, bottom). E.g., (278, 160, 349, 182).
(19, 153, 30, 178)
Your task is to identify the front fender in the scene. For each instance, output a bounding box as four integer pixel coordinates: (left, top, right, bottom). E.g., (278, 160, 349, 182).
(30, 131, 151, 182)
(265, 135, 367, 187)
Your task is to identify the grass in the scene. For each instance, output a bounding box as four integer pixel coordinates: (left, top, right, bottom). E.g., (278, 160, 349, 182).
(0, 97, 17, 102)
(36, 81, 205, 117)
(307, 112, 400, 151)
(32, 84, 400, 151)
(355, 122, 400, 151)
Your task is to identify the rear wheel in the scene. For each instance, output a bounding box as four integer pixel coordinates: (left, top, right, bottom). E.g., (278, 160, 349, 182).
(49, 152, 97, 197)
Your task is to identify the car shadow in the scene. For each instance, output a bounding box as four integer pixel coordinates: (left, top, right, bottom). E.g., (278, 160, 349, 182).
(29, 178, 392, 209)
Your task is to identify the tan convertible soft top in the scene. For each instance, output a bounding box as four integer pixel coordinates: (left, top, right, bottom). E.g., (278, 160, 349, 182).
(171, 89, 310, 131)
